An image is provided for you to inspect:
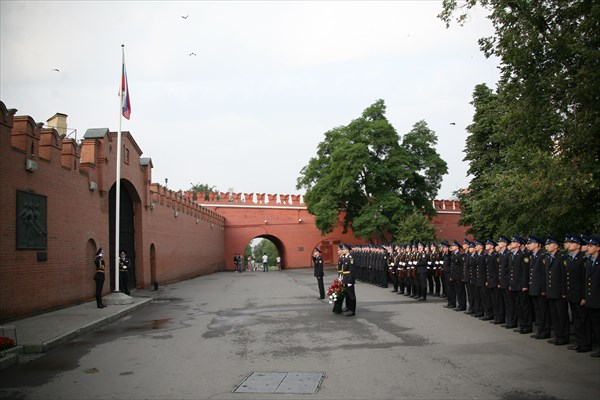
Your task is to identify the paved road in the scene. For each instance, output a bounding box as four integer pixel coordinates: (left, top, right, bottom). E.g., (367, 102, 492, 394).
(1, 267, 598, 399)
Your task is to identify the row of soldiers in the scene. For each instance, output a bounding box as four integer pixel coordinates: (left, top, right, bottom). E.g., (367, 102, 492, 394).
(351, 242, 446, 301)
(347, 234, 600, 357)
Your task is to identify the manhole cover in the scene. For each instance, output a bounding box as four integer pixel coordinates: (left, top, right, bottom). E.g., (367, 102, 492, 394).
(234, 372, 324, 394)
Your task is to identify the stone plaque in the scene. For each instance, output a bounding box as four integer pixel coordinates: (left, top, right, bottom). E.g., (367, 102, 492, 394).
(16, 190, 47, 249)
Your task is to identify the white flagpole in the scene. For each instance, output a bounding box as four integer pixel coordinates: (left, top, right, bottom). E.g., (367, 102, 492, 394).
(114, 44, 124, 292)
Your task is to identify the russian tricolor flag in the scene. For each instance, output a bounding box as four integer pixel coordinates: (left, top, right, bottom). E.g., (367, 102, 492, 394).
(121, 59, 131, 120)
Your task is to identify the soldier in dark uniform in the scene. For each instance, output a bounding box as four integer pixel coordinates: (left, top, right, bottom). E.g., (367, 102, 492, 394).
(94, 248, 106, 308)
(341, 243, 356, 316)
(430, 243, 442, 296)
(389, 245, 399, 292)
(313, 248, 325, 299)
(426, 243, 436, 296)
(474, 239, 486, 318)
(564, 235, 587, 351)
(450, 240, 465, 311)
(467, 241, 478, 314)
(483, 239, 498, 321)
(406, 244, 417, 298)
(506, 236, 529, 331)
(380, 246, 389, 288)
(462, 239, 474, 314)
(333, 245, 345, 314)
(440, 241, 453, 307)
(119, 250, 131, 295)
(397, 245, 407, 295)
(496, 235, 510, 325)
(581, 235, 600, 357)
(526, 236, 550, 339)
(415, 242, 428, 301)
(545, 236, 569, 345)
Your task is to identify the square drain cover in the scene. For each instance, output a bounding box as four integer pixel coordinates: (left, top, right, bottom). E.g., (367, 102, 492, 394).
(234, 372, 324, 394)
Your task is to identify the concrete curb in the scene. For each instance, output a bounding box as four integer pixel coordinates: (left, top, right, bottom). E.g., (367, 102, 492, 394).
(23, 298, 152, 354)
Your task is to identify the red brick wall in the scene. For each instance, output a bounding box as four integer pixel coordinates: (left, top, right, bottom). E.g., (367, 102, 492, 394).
(200, 195, 469, 270)
(0, 102, 225, 321)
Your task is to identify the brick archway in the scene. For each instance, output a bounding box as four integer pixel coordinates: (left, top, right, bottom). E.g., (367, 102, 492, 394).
(251, 234, 286, 269)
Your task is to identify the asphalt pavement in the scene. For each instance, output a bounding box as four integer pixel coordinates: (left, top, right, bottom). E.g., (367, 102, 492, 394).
(0, 266, 598, 400)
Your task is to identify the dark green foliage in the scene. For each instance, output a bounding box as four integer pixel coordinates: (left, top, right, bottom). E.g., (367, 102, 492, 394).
(441, 0, 600, 237)
(297, 100, 447, 243)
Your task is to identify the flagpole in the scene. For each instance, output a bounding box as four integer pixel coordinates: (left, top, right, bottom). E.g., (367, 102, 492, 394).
(114, 44, 124, 293)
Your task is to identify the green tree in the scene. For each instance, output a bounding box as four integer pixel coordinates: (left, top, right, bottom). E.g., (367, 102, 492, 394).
(297, 100, 447, 243)
(440, 0, 600, 236)
(252, 239, 278, 267)
(395, 211, 438, 244)
(188, 183, 219, 201)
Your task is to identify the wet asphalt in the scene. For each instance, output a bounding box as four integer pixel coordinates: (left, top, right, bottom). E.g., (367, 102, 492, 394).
(0, 266, 598, 400)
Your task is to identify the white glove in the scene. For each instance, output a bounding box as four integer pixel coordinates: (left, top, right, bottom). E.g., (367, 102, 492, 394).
(348, 284, 353, 287)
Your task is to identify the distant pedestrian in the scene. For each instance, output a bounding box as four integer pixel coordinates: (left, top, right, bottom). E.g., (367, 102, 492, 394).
(276, 256, 282, 270)
(94, 248, 106, 308)
(247, 255, 253, 271)
(262, 253, 268, 272)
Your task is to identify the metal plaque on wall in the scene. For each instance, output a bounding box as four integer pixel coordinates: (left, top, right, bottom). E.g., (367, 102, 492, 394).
(16, 190, 48, 249)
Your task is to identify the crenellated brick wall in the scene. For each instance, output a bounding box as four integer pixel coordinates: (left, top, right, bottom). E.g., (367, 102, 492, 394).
(0, 101, 225, 321)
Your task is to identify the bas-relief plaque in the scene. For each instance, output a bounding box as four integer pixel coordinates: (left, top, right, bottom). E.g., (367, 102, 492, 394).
(16, 190, 47, 249)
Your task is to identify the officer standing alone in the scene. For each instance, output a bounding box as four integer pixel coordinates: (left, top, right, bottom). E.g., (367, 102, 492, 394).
(313, 248, 325, 300)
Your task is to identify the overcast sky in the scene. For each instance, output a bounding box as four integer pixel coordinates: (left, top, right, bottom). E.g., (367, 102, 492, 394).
(1, 0, 500, 199)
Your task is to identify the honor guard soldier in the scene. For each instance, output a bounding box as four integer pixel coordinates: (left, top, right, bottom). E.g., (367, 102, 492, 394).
(341, 244, 356, 316)
(482, 239, 498, 321)
(450, 240, 465, 311)
(473, 239, 486, 318)
(389, 245, 399, 293)
(313, 248, 325, 300)
(430, 243, 442, 296)
(510, 235, 532, 334)
(496, 235, 510, 325)
(581, 235, 600, 357)
(94, 248, 106, 308)
(506, 236, 525, 330)
(439, 241, 453, 307)
(415, 242, 428, 301)
(398, 245, 408, 295)
(426, 243, 436, 296)
(462, 239, 474, 313)
(526, 236, 551, 338)
(545, 236, 569, 345)
(564, 235, 587, 351)
(119, 250, 131, 295)
(333, 245, 345, 314)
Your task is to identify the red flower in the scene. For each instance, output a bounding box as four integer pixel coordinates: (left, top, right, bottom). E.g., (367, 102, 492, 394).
(0, 336, 15, 350)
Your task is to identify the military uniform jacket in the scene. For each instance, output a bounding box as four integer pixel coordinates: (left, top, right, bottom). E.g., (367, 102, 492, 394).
(527, 251, 546, 296)
(584, 257, 600, 309)
(442, 252, 451, 274)
(565, 252, 586, 303)
(94, 257, 105, 281)
(508, 250, 530, 291)
(119, 257, 130, 273)
(342, 254, 355, 285)
(497, 249, 510, 289)
(486, 251, 499, 287)
(313, 255, 324, 277)
(475, 252, 487, 287)
(463, 252, 471, 282)
(469, 253, 478, 285)
(416, 251, 428, 273)
(545, 252, 567, 299)
(450, 251, 463, 281)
